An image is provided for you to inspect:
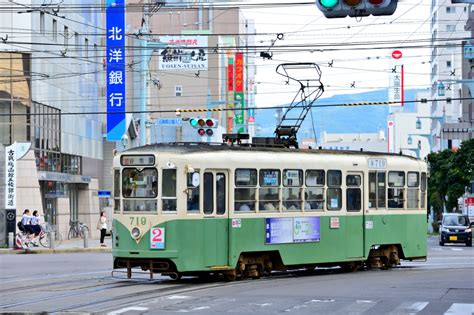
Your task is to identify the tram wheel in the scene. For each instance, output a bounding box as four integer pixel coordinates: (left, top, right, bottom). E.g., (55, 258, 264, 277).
(169, 272, 182, 280)
(224, 270, 237, 282)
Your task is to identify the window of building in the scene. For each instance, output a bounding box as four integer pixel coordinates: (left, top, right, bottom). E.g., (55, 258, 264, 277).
(40, 12, 45, 34)
(203, 172, 213, 214)
(346, 175, 361, 212)
(175, 85, 182, 97)
(388, 171, 405, 209)
(64, 26, 69, 46)
(446, 25, 456, 32)
(161, 168, 176, 211)
(305, 170, 324, 211)
(446, 6, 455, 13)
(187, 171, 200, 212)
(446, 60, 452, 68)
(282, 170, 302, 211)
(327, 170, 342, 210)
(52, 19, 57, 41)
(84, 38, 89, 58)
(75, 32, 80, 56)
(235, 169, 257, 211)
(407, 172, 419, 209)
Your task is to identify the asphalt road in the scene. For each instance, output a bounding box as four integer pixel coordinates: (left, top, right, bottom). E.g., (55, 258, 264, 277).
(0, 237, 472, 314)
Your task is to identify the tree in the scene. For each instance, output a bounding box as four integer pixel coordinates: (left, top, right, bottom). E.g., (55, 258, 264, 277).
(427, 139, 474, 217)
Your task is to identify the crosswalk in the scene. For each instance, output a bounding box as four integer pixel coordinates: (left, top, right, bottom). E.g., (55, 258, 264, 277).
(107, 297, 474, 315)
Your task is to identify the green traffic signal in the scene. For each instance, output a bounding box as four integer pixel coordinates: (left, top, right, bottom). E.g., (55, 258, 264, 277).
(190, 118, 198, 127)
(320, 0, 338, 8)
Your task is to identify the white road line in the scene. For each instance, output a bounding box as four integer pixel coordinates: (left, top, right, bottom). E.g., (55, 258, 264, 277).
(337, 300, 377, 314)
(390, 301, 429, 314)
(108, 306, 149, 315)
(167, 295, 190, 300)
(450, 248, 464, 251)
(444, 303, 474, 315)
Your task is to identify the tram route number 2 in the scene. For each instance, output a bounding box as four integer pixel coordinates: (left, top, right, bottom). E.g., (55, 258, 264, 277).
(150, 227, 165, 250)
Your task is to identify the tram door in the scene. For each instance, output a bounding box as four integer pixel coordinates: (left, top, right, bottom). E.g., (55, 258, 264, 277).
(345, 172, 365, 258)
(203, 170, 229, 267)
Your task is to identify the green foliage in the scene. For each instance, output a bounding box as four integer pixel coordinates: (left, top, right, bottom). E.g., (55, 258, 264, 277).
(427, 139, 474, 217)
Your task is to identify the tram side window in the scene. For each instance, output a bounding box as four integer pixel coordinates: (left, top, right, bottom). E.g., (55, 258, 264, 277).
(282, 169, 302, 211)
(235, 169, 257, 212)
(420, 172, 427, 209)
(187, 171, 200, 212)
(388, 171, 405, 209)
(407, 172, 419, 209)
(162, 169, 177, 212)
(113, 169, 120, 213)
(216, 173, 226, 215)
(369, 171, 386, 209)
(203, 172, 213, 214)
(346, 175, 361, 212)
(305, 170, 325, 211)
(327, 170, 342, 210)
(259, 169, 281, 211)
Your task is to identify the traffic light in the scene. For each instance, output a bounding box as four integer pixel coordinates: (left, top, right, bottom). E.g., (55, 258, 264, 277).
(189, 118, 218, 137)
(316, 0, 398, 18)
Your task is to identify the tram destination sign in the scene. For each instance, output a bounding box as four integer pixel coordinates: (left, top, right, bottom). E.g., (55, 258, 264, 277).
(121, 155, 155, 166)
(265, 217, 320, 244)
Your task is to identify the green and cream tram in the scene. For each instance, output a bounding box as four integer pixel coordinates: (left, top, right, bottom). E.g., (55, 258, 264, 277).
(112, 144, 427, 280)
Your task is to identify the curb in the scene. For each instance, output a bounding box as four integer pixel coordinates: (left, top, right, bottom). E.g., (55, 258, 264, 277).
(0, 247, 112, 255)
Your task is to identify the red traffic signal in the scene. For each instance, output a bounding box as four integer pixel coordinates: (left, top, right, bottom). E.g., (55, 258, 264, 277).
(198, 128, 206, 136)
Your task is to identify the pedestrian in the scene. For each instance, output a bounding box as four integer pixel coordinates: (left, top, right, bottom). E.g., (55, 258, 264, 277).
(97, 211, 107, 247)
(20, 209, 35, 235)
(30, 210, 42, 238)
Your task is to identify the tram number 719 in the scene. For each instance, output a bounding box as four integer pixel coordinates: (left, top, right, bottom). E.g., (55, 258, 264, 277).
(130, 216, 147, 226)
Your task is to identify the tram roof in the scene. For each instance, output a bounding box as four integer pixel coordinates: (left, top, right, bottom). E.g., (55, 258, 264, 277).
(123, 143, 418, 160)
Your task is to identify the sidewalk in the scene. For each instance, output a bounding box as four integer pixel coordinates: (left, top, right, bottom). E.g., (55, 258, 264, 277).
(0, 236, 112, 255)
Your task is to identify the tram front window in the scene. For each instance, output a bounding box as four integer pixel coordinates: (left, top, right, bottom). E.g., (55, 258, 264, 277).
(122, 168, 158, 212)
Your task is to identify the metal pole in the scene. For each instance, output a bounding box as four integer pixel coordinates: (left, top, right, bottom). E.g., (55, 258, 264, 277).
(83, 229, 89, 248)
(49, 231, 55, 249)
(8, 232, 14, 248)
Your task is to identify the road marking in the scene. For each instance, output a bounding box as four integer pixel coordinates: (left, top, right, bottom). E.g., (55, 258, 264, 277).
(444, 303, 474, 314)
(390, 301, 429, 314)
(167, 295, 190, 300)
(108, 306, 148, 315)
(337, 300, 377, 314)
(450, 248, 463, 251)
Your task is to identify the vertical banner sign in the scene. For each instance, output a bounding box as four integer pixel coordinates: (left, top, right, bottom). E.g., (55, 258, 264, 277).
(4, 144, 16, 209)
(234, 52, 245, 133)
(227, 57, 234, 133)
(106, 0, 126, 141)
(247, 79, 255, 123)
(389, 50, 404, 108)
(4, 142, 30, 209)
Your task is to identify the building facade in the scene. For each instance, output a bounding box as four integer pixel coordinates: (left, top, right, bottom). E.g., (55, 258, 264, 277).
(430, 1, 469, 151)
(0, 1, 105, 243)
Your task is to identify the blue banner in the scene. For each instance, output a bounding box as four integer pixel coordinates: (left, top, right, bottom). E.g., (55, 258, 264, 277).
(106, 0, 126, 141)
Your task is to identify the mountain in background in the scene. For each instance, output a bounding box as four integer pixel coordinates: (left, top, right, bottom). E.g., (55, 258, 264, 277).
(254, 88, 427, 140)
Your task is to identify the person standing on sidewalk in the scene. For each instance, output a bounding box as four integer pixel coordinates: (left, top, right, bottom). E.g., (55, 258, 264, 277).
(97, 211, 107, 247)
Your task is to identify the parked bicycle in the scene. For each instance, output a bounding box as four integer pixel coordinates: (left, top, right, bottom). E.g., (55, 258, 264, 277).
(67, 220, 89, 239)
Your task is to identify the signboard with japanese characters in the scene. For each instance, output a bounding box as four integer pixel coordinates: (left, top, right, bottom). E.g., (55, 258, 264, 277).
(106, 0, 126, 141)
(234, 52, 245, 132)
(158, 36, 208, 71)
(389, 50, 404, 106)
(4, 142, 30, 209)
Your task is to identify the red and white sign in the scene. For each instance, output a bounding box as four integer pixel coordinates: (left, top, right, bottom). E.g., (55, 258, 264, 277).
(330, 217, 340, 229)
(391, 50, 403, 59)
(150, 227, 165, 249)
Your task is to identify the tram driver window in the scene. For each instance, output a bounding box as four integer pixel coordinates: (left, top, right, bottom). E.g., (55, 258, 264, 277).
(305, 170, 325, 211)
(407, 172, 419, 209)
(327, 170, 342, 210)
(162, 169, 177, 212)
(282, 169, 302, 211)
(388, 171, 405, 209)
(187, 171, 200, 212)
(259, 169, 281, 211)
(235, 169, 257, 212)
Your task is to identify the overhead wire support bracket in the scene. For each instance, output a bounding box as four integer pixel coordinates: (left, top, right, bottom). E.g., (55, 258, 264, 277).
(274, 62, 324, 148)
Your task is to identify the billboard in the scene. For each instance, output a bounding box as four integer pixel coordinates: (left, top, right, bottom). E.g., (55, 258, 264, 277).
(158, 36, 208, 71)
(265, 217, 320, 244)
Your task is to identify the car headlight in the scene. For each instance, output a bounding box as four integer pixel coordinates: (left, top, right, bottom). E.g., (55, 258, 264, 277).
(131, 227, 141, 239)
(466, 228, 472, 233)
(441, 227, 449, 232)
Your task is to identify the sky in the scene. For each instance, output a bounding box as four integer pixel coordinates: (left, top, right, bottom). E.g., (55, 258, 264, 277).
(241, 0, 435, 107)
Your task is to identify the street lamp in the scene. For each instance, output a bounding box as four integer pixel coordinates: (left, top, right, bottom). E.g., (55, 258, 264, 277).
(407, 135, 413, 145)
(416, 118, 422, 130)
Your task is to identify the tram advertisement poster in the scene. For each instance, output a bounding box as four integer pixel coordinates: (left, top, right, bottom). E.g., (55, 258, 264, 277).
(265, 217, 320, 244)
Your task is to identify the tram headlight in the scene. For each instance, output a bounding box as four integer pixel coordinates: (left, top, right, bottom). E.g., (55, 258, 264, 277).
(131, 227, 141, 239)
